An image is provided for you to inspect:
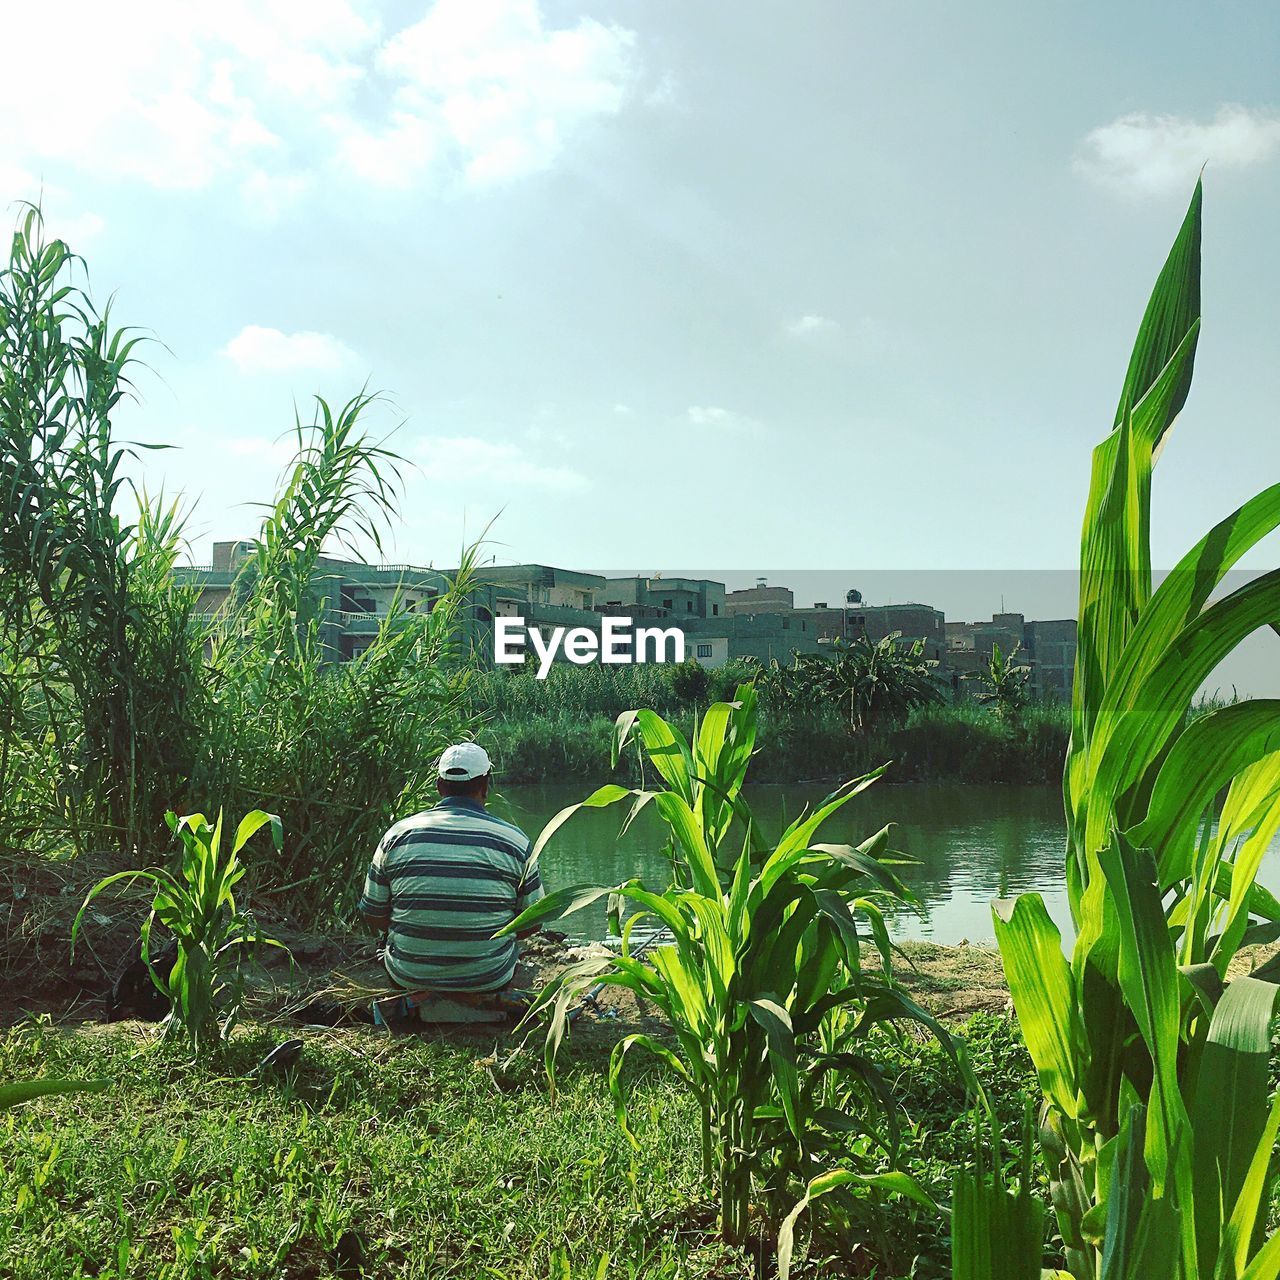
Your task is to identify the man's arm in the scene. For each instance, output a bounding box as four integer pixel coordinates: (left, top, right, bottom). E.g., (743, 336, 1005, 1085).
(358, 842, 392, 932)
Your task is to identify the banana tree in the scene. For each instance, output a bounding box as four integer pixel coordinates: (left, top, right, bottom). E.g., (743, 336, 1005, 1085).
(974, 182, 1280, 1278)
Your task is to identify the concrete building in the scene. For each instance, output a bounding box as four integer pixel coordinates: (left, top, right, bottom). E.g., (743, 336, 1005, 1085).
(685, 613, 822, 665)
(946, 612, 1077, 701)
(179, 547, 1075, 691)
(725, 579, 794, 615)
(175, 541, 498, 662)
(1024, 619, 1077, 702)
(479, 564, 605, 613)
(602, 575, 726, 620)
(686, 633, 731, 668)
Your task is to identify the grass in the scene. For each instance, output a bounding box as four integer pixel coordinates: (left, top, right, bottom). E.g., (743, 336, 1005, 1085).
(0, 1021, 710, 1280)
(0, 1013, 1040, 1280)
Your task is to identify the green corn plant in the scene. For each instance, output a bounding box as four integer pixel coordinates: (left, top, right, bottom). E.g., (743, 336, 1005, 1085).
(504, 685, 947, 1263)
(72, 809, 283, 1054)
(967, 181, 1280, 1278)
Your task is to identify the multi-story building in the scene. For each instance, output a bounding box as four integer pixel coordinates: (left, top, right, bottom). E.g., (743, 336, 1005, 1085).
(686, 613, 821, 665)
(806, 600, 947, 660)
(174, 541, 499, 662)
(946, 612, 1078, 701)
(725, 579, 794, 615)
(176, 546, 1075, 691)
(1023, 618, 1077, 702)
(480, 565, 605, 614)
(602, 575, 727, 621)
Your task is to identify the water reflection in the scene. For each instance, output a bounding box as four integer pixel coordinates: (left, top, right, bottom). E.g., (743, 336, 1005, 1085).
(491, 782, 1280, 947)
(492, 781, 1070, 944)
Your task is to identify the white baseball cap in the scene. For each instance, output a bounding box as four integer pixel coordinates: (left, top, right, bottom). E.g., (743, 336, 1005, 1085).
(437, 742, 492, 782)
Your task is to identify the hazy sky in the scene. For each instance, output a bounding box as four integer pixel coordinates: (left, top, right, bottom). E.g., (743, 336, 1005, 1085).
(3, 0, 1279, 587)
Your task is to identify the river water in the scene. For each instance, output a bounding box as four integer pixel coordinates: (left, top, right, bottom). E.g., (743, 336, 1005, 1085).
(490, 781, 1280, 946)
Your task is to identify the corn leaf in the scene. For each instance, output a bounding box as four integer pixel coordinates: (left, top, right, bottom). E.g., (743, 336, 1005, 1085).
(992, 894, 1080, 1117)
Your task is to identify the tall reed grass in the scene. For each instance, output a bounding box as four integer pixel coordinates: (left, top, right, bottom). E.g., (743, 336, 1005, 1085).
(479, 696, 1070, 786)
(0, 208, 479, 914)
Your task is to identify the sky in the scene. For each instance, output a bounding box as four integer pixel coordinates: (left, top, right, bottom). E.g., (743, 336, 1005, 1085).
(3, 0, 1280, 605)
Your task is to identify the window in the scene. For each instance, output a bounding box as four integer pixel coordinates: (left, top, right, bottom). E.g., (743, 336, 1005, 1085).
(662, 598, 673, 610)
(687, 600, 693, 612)
(782, 617, 790, 629)
(696, 643, 713, 659)
(713, 604, 719, 616)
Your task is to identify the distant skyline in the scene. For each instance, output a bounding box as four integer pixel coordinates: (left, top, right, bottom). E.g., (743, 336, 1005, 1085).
(3, 2, 1279, 596)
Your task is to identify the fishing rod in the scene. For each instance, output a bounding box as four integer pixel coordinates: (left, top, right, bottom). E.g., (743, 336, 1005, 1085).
(571, 922, 673, 1020)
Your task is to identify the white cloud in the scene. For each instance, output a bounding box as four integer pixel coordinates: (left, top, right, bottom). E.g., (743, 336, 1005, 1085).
(373, 0, 638, 187)
(222, 325, 358, 374)
(687, 405, 761, 433)
(415, 435, 587, 490)
(0, 1, 644, 210)
(784, 314, 840, 338)
(1076, 104, 1280, 195)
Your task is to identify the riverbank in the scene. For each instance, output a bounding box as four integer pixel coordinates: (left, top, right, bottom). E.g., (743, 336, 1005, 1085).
(0, 932, 1027, 1280)
(466, 664, 1070, 787)
(476, 702, 1070, 786)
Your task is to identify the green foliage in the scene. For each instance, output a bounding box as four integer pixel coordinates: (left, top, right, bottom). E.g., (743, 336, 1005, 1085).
(759, 635, 944, 732)
(507, 686, 950, 1266)
(0, 1018, 715, 1280)
(195, 402, 478, 909)
(72, 810, 283, 1055)
(0, 1077, 109, 1111)
(0, 205, 198, 853)
(667, 657, 712, 705)
(0, 1006, 1052, 1280)
(479, 695, 1071, 786)
(968, 642, 1031, 724)
(977, 182, 1280, 1278)
(0, 206, 480, 905)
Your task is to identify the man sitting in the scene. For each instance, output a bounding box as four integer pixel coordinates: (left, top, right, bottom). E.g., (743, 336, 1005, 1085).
(358, 743, 543, 1017)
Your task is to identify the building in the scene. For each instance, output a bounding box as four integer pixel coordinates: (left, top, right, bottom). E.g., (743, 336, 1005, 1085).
(177, 546, 1075, 690)
(603, 575, 726, 620)
(685, 613, 821, 665)
(725, 578, 794, 615)
(175, 540, 498, 662)
(1023, 619, 1077, 702)
(685, 633, 731, 668)
(479, 564, 605, 614)
(946, 612, 1078, 701)
(790, 600, 948, 659)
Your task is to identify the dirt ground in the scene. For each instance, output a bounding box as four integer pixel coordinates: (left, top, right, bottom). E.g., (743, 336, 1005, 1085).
(0, 846, 667, 1042)
(50, 845, 1275, 1046)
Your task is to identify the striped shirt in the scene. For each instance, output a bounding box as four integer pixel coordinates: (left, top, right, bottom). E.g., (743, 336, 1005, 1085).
(359, 797, 544, 992)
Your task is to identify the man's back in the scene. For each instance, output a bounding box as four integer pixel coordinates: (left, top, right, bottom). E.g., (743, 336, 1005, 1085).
(359, 796, 543, 992)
